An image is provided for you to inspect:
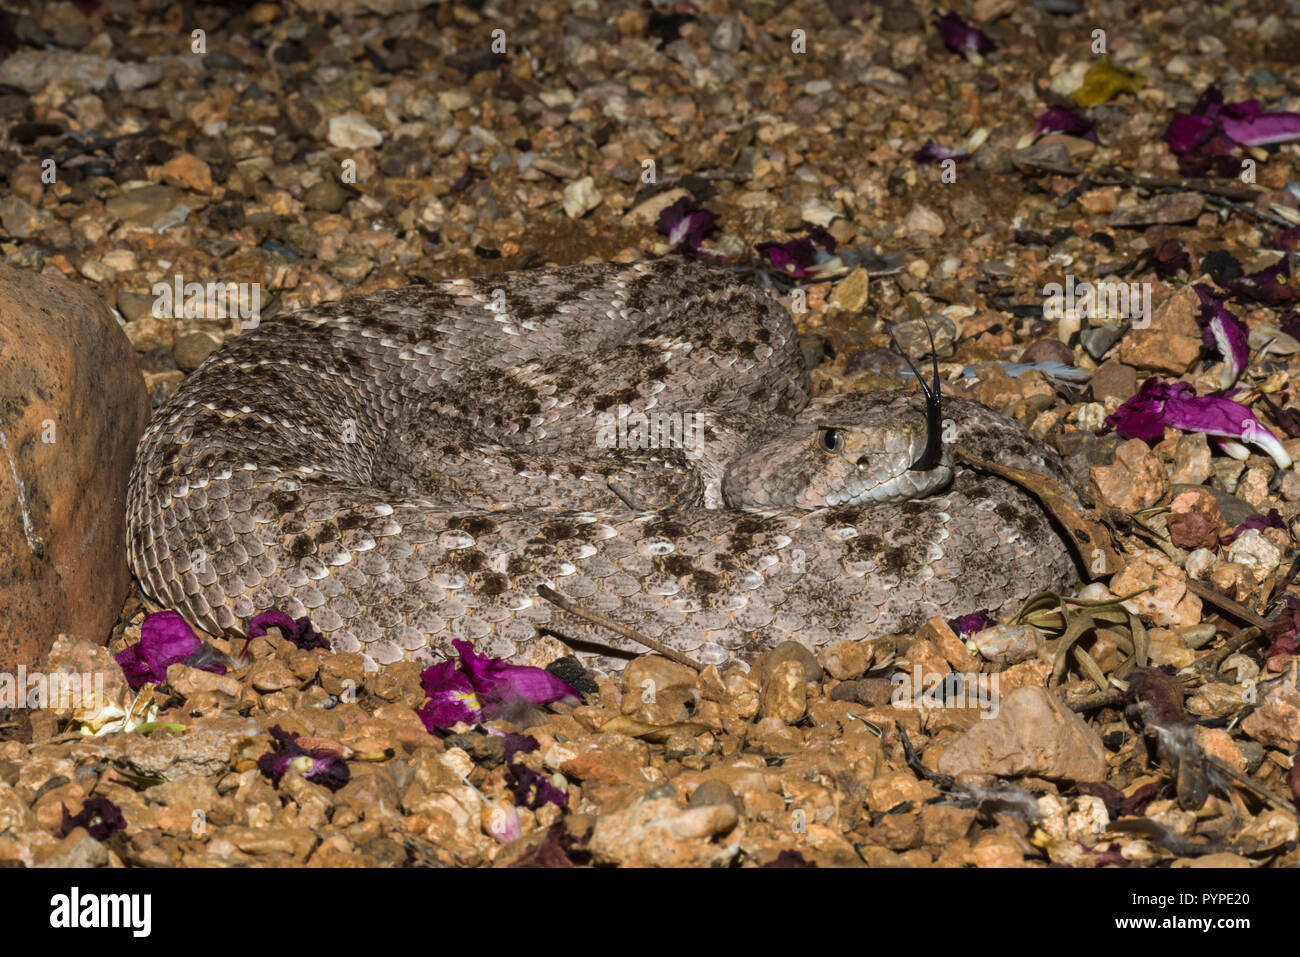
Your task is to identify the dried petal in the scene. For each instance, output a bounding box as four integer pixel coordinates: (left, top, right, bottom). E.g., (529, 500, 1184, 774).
(935, 11, 994, 56)
(115, 611, 215, 690)
(1031, 106, 1097, 142)
(1193, 285, 1250, 388)
(1071, 60, 1144, 107)
(257, 725, 351, 790)
(755, 226, 838, 279)
(655, 197, 718, 254)
(506, 764, 569, 810)
(248, 609, 330, 651)
(948, 609, 995, 638)
(58, 796, 126, 842)
(1100, 378, 1291, 469)
(913, 140, 969, 163)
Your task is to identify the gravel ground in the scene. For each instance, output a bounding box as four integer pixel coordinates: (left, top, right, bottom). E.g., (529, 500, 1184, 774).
(2, 0, 1300, 867)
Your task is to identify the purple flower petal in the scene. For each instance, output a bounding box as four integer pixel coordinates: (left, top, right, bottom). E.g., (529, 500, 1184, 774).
(453, 639, 578, 718)
(1267, 594, 1300, 643)
(1259, 394, 1300, 438)
(248, 609, 330, 651)
(1099, 376, 1181, 444)
(1271, 227, 1300, 252)
(1193, 285, 1250, 388)
(257, 726, 351, 791)
(419, 644, 578, 730)
(1265, 596, 1300, 672)
(1222, 258, 1299, 306)
(500, 731, 540, 764)
(1165, 112, 1219, 154)
(418, 660, 483, 730)
(58, 796, 125, 842)
(755, 226, 837, 279)
(948, 610, 995, 638)
(1032, 106, 1097, 142)
(1167, 86, 1300, 175)
(1224, 509, 1284, 542)
(115, 610, 203, 690)
(655, 197, 718, 254)
(506, 763, 569, 810)
(1280, 312, 1300, 342)
(935, 11, 994, 56)
(1101, 377, 1291, 468)
(913, 140, 969, 163)
(1147, 238, 1192, 278)
(1165, 87, 1248, 177)
(1220, 110, 1300, 147)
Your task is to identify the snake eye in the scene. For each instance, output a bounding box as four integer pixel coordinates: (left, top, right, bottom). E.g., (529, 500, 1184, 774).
(819, 428, 845, 453)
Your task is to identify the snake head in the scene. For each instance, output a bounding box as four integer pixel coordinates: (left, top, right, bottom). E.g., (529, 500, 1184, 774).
(721, 391, 954, 509)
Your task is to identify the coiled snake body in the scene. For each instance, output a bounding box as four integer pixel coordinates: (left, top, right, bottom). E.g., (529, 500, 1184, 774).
(127, 261, 1080, 673)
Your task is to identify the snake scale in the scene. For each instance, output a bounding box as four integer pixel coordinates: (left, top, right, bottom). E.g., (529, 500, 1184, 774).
(126, 261, 1081, 673)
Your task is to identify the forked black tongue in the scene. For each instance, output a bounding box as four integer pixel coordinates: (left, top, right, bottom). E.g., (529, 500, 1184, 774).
(889, 324, 944, 472)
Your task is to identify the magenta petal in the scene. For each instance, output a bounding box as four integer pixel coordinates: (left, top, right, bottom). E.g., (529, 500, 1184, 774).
(756, 237, 818, 276)
(1225, 509, 1285, 542)
(935, 11, 994, 55)
(257, 726, 350, 790)
(248, 609, 330, 651)
(913, 140, 969, 163)
(1104, 406, 1167, 444)
(1163, 87, 1263, 177)
(507, 763, 568, 810)
(1224, 258, 1299, 306)
(1205, 313, 1249, 387)
(1033, 106, 1096, 142)
(452, 639, 577, 717)
(1162, 393, 1258, 436)
(1100, 378, 1290, 467)
(756, 227, 836, 279)
(1165, 113, 1217, 154)
(115, 610, 202, 689)
(1280, 312, 1300, 341)
(1163, 395, 1292, 468)
(1221, 111, 1300, 147)
(249, 609, 296, 638)
(418, 660, 482, 729)
(1100, 377, 1185, 443)
(947, 610, 995, 638)
(1149, 239, 1192, 277)
(1193, 285, 1250, 387)
(58, 796, 125, 842)
(1222, 99, 1259, 121)
(1192, 86, 1225, 119)
(655, 197, 718, 254)
(140, 610, 201, 659)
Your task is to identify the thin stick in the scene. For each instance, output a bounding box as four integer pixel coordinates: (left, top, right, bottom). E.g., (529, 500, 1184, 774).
(1207, 754, 1297, 815)
(537, 584, 704, 671)
(1183, 580, 1269, 629)
(1189, 625, 1265, 678)
(1066, 689, 1125, 713)
(50, 128, 154, 163)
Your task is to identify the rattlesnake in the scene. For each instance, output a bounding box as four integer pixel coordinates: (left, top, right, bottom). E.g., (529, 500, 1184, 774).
(126, 260, 1080, 673)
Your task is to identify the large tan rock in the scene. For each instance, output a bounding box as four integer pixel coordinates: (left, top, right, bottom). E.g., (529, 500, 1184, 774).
(935, 685, 1108, 782)
(0, 264, 148, 668)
